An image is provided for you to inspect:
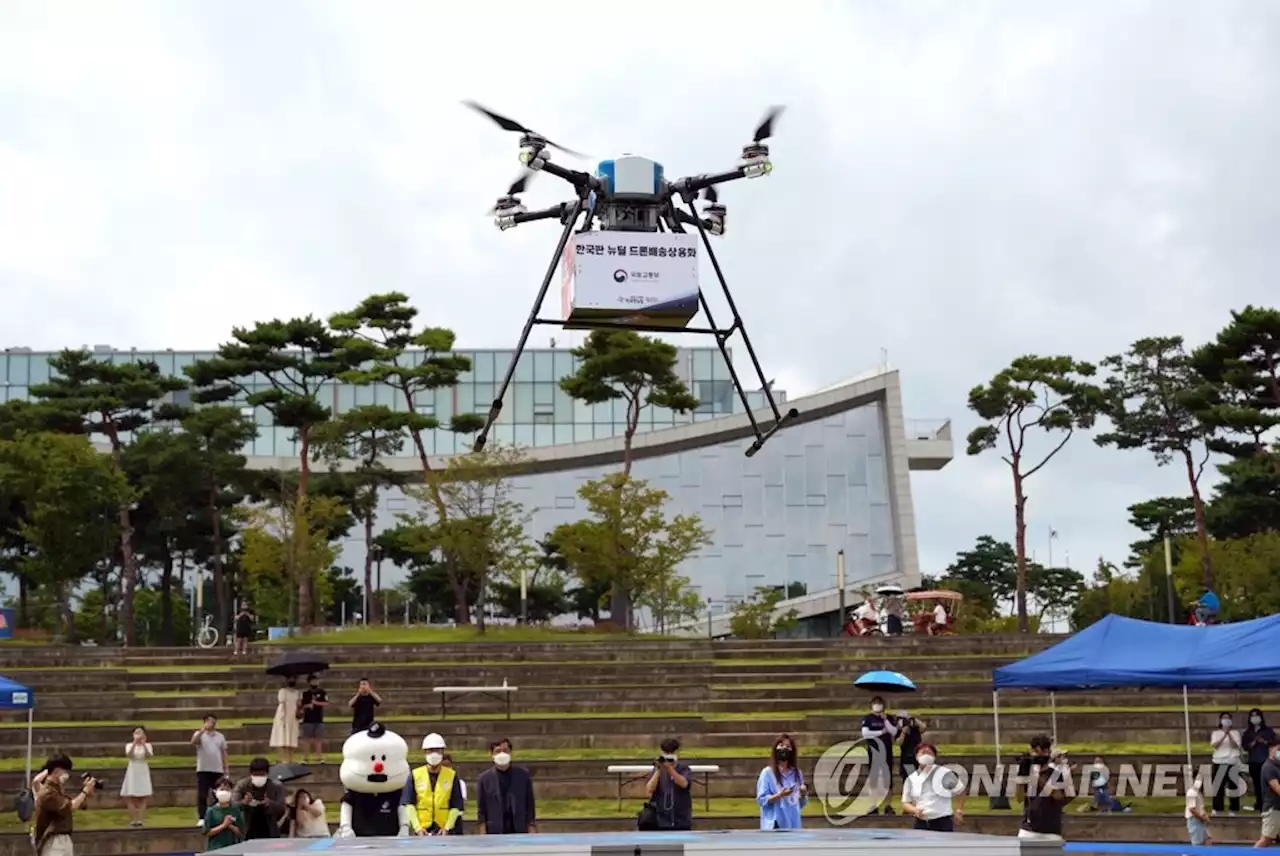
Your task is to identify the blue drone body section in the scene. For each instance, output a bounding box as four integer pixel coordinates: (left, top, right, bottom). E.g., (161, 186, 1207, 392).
(595, 156, 664, 199)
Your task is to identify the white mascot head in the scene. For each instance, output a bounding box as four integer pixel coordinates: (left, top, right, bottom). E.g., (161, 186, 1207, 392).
(340, 722, 411, 794)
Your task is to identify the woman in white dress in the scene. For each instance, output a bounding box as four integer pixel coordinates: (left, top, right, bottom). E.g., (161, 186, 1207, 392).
(120, 726, 154, 827)
(270, 676, 302, 761)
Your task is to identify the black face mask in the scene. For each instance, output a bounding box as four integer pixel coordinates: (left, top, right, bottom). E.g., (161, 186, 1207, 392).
(775, 748, 794, 763)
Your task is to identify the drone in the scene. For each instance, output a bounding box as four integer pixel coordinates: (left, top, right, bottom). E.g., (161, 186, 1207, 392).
(464, 101, 799, 458)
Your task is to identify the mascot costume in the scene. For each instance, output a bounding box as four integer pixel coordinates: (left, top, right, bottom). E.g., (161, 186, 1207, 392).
(336, 722, 413, 838)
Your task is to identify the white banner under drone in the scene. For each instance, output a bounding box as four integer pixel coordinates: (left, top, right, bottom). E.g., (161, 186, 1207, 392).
(560, 230, 700, 329)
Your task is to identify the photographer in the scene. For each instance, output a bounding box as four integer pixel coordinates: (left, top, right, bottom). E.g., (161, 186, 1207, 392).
(33, 755, 97, 856)
(1018, 749, 1076, 842)
(644, 739, 692, 831)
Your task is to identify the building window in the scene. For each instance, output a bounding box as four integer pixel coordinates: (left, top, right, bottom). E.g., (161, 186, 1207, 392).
(416, 403, 435, 417)
(240, 406, 255, 419)
(532, 412, 554, 425)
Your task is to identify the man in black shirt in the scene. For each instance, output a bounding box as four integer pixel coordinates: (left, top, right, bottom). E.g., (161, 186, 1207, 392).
(348, 678, 382, 735)
(1018, 749, 1074, 841)
(299, 675, 328, 764)
(645, 738, 693, 831)
(474, 738, 537, 835)
(859, 696, 898, 815)
(233, 607, 254, 657)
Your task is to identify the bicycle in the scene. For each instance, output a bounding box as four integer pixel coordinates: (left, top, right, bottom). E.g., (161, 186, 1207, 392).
(194, 614, 219, 649)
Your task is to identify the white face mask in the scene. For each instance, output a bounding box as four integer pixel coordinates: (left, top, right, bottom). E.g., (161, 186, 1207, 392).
(493, 752, 512, 768)
(1093, 763, 1104, 771)
(1222, 718, 1232, 728)
(425, 752, 443, 767)
(916, 754, 935, 768)
(1252, 716, 1262, 725)
(872, 704, 884, 714)
(250, 775, 268, 787)
(59, 773, 71, 785)
(215, 790, 232, 804)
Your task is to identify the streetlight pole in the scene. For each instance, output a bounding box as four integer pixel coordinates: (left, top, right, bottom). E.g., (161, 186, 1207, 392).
(837, 549, 847, 626)
(1163, 532, 1176, 623)
(520, 566, 528, 625)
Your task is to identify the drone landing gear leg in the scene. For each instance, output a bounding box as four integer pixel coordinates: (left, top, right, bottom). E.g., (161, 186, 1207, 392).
(473, 199, 585, 453)
(684, 201, 799, 457)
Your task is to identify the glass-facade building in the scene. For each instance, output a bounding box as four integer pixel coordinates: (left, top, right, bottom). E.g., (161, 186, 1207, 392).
(0, 346, 765, 458)
(1, 345, 946, 608)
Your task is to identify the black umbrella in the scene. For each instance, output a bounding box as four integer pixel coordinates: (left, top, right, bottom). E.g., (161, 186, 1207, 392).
(269, 762, 312, 784)
(265, 652, 329, 679)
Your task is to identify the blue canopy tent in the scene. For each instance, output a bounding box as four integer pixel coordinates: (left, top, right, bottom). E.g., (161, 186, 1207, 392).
(0, 675, 35, 787)
(990, 613, 1280, 769)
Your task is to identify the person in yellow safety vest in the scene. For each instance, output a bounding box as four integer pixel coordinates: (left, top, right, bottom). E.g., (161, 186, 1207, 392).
(402, 733, 464, 836)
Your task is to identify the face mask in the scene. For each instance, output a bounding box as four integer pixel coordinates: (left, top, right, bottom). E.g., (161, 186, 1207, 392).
(662, 753, 678, 763)
(872, 704, 884, 713)
(916, 754, 935, 767)
(425, 752, 443, 767)
(1093, 763, 1104, 771)
(1222, 718, 1232, 727)
(250, 775, 268, 787)
(215, 790, 232, 804)
(59, 773, 71, 785)
(775, 747, 793, 762)
(1252, 716, 1262, 725)
(493, 752, 511, 768)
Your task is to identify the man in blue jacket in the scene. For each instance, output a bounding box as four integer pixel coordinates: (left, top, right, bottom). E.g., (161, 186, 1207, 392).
(1195, 587, 1220, 624)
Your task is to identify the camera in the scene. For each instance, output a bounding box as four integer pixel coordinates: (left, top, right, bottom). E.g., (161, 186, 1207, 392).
(656, 754, 676, 765)
(80, 772, 105, 790)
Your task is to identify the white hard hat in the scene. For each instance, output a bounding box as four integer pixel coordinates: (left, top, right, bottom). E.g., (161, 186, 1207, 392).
(422, 733, 446, 750)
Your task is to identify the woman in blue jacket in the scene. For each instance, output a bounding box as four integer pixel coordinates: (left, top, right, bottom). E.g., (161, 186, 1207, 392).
(757, 734, 807, 829)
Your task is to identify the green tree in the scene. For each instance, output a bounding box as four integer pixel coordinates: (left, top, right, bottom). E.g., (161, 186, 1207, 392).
(29, 349, 186, 645)
(391, 445, 534, 628)
(324, 565, 364, 626)
(558, 330, 699, 626)
(560, 330, 700, 475)
(729, 585, 799, 639)
(182, 406, 257, 631)
(0, 432, 133, 641)
(1193, 306, 1280, 538)
(938, 535, 1016, 615)
(313, 405, 416, 623)
(123, 430, 207, 644)
(1170, 532, 1280, 620)
(1096, 337, 1216, 586)
(1124, 497, 1195, 568)
(1025, 564, 1084, 625)
(553, 474, 713, 630)
(329, 293, 483, 620)
(966, 356, 1102, 632)
(237, 494, 347, 631)
(490, 537, 572, 624)
(187, 317, 353, 628)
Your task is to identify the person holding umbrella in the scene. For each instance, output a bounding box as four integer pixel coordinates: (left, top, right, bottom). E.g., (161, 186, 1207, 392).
(854, 671, 917, 817)
(265, 654, 329, 763)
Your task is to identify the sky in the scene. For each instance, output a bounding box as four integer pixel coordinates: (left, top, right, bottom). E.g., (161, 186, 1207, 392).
(1, 0, 1278, 580)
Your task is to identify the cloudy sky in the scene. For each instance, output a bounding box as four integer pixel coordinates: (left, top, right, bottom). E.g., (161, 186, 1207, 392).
(2, 0, 1277, 578)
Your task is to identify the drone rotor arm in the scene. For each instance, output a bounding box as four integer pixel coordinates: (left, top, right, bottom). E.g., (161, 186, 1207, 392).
(512, 203, 572, 225)
(668, 168, 747, 203)
(536, 160, 598, 191)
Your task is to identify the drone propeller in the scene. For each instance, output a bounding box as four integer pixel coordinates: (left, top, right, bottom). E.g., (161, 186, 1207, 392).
(463, 101, 585, 158)
(753, 106, 784, 143)
(488, 170, 536, 215)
